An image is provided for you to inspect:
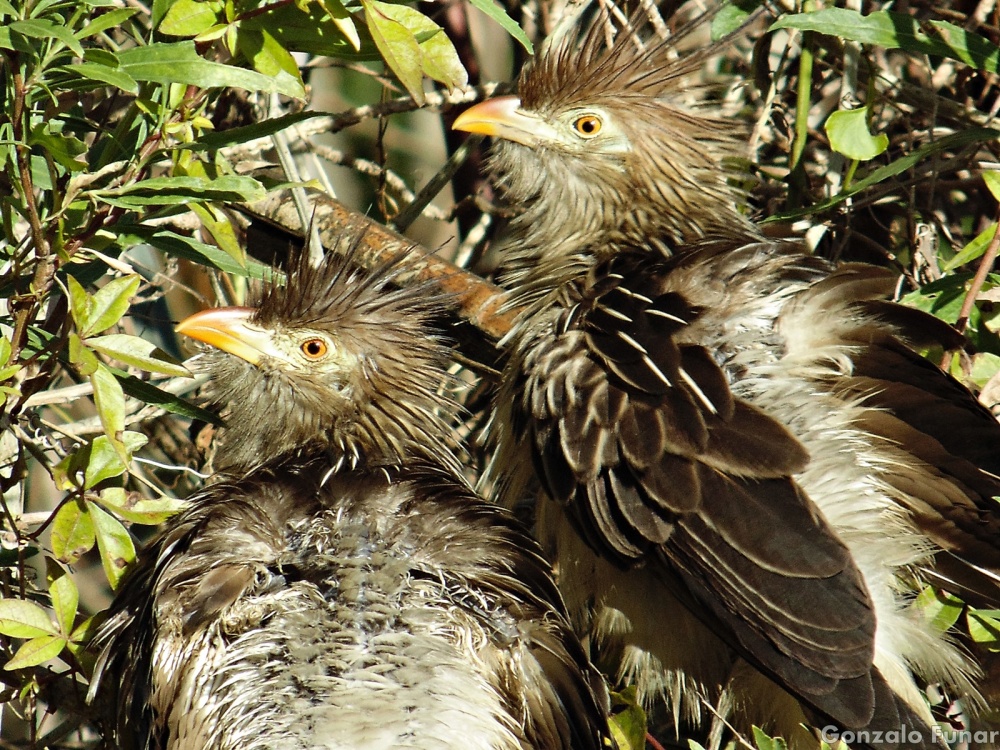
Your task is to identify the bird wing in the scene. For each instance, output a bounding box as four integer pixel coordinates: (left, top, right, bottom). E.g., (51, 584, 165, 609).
(514, 252, 886, 728)
(786, 264, 1000, 603)
(88, 489, 282, 750)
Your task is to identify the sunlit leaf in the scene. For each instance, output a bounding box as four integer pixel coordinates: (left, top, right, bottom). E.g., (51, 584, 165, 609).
(0, 599, 56, 638)
(159, 0, 223, 36)
(76, 7, 139, 38)
(96, 487, 189, 525)
(118, 41, 305, 98)
(94, 174, 267, 207)
(752, 727, 789, 750)
(969, 609, 1000, 651)
(50, 499, 96, 564)
(83, 431, 149, 489)
(87, 333, 191, 378)
(942, 223, 998, 272)
(361, 0, 424, 102)
(915, 585, 964, 631)
(88, 502, 137, 589)
(69, 332, 100, 376)
(318, 0, 360, 50)
(46, 560, 78, 636)
(9, 18, 84, 57)
(57, 61, 139, 95)
(4, 634, 67, 670)
(608, 687, 646, 750)
(825, 107, 888, 161)
(771, 9, 1000, 73)
(77, 274, 140, 337)
(465, 0, 532, 53)
(984, 171, 1000, 202)
(91, 363, 127, 455)
(190, 203, 246, 266)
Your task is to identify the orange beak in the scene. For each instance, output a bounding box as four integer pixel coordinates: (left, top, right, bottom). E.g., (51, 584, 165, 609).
(176, 307, 272, 366)
(452, 96, 558, 147)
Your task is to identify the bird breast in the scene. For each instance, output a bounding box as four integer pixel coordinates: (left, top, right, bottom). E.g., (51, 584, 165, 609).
(149, 485, 524, 750)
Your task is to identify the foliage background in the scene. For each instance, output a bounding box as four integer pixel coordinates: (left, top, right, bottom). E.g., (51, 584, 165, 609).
(2, 0, 1000, 746)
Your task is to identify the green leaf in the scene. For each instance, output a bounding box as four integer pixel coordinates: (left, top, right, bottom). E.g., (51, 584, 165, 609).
(0, 599, 56, 638)
(114, 370, 223, 424)
(608, 687, 647, 750)
(57, 61, 139, 95)
(159, 0, 223, 36)
(969, 352, 1000, 389)
(752, 727, 789, 750)
(9, 18, 84, 57)
(968, 608, 1000, 650)
(28, 123, 88, 172)
(82, 431, 149, 489)
(76, 7, 139, 38)
(50, 499, 96, 564)
(240, 3, 378, 59)
(94, 175, 267, 208)
(88, 502, 137, 589)
(91, 363, 127, 455)
(95, 487, 189, 525)
(984, 170, 1000, 202)
(87, 334, 191, 378)
(825, 107, 888, 161)
(770, 9, 1000, 73)
(368, 1, 465, 90)
(116, 228, 275, 280)
(69, 332, 100, 376)
(4, 634, 67, 670)
(318, 0, 360, 50)
(712, 0, 760, 41)
(236, 27, 306, 99)
(362, 0, 425, 102)
(117, 41, 306, 98)
(73, 274, 140, 338)
(46, 560, 78, 636)
(915, 585, 964, 631)
(184, 112, 328, 151)
(190, 203, 245, 265)
(465, 0, 532, 53)
(942, 223, 997, 272)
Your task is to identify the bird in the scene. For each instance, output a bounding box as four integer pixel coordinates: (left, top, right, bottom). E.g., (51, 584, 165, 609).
(453, 8, 1000, 749)
(86, 232, 611, 750)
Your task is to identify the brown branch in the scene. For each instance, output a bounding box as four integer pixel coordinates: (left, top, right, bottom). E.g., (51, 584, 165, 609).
(954, 213, 1000, 335)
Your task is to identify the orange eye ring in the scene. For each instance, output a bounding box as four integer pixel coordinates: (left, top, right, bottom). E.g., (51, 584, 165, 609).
(573, 115, 602, 138)
(301, 338, 329, 359)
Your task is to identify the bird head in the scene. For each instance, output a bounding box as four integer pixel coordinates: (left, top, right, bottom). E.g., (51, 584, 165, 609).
(176, 237, 460, 475)
(454, 12, 758, 272)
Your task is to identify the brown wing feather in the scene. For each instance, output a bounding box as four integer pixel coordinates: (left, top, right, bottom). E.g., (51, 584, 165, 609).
(516, 252, 882, 730)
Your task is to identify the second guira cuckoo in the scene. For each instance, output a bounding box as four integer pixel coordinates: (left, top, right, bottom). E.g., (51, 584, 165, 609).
(454, 8, 1000, 748)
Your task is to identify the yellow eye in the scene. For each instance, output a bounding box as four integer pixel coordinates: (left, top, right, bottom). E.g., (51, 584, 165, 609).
(301, 338, 329, 359)
(573, 115, 602, 138)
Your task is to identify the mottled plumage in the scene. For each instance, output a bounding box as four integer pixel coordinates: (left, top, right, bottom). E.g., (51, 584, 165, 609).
(88, 234, 609, 750)
(455, 9, 999, 748)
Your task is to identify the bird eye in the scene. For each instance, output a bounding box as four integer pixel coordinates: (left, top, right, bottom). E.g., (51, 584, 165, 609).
(300, 338, 329, 360)
(573, 115, 603, 138)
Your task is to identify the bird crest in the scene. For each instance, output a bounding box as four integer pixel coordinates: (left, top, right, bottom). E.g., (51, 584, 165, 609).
(184, 233, 465, 477)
